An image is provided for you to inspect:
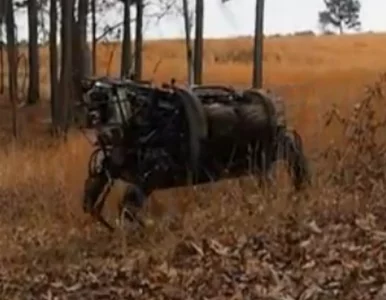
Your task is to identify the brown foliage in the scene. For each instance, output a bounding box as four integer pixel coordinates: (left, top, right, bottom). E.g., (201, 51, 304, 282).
(322, 73, 386, 194)
(1, 34, 386, 298)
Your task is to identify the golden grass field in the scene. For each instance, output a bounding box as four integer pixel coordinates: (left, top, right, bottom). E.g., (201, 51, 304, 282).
(1, 33, 386, 298)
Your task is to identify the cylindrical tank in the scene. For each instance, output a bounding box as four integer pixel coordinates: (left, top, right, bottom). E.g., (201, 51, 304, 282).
(204, 103, 239, 139)
(203, 100, 273, 141)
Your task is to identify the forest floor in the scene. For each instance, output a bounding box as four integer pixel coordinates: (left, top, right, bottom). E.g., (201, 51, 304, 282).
(1, 34, 386, 299)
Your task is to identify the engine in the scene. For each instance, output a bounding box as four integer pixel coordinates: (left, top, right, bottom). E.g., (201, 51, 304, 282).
(80, 78, 191, 186)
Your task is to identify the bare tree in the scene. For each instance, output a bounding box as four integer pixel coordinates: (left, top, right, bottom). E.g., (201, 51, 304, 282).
(182, 0, 193, 85)
(89, 0, 122, 76)
(5, 0, 18, 137)
(77, 0, 89, 78)
(91, 0, 97, 74)
(59, 0, 75, 133)
(193, 0, 203, 84)
(120, 0, 132, 78)
(49, 0, 59, 132)
(87, 0, 175, 79)
(221, 0, 264, 87)
(134, 0, 143, 80)
(252, 0, 264, 88)
(27, 0, 40, 104)
(72, 0, 89, 105)
(0, 1, 4, 95)
(0, 22, 4, 95)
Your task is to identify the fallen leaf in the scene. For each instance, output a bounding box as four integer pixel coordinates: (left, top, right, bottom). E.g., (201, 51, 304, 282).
(307, 220, 322, 235)
(65, 283, 82, 292)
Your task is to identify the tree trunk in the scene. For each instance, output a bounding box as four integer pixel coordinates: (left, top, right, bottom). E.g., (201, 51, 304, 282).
(72, 0, 88, 111)
(0, 24, 4, 95)
(134, 0, 143, 81)
(0, 0, 5, 24)
(182, 0, 193, 86)
(59, 0, 74, 133)
(5, 0, 18, 138)
(50, 0, 59, 133)
(193, 0, 203, 85)
(77, 0, 88, 78)
(27, 0, 40, 105)
(120, 0, 132, 78)
(252, 0, 264, 88)
(339, 22, 343, 34)
(91, 0, 97, 75)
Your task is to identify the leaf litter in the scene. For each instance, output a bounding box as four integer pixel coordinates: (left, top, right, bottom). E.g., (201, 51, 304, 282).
(1, 208, 386, 300)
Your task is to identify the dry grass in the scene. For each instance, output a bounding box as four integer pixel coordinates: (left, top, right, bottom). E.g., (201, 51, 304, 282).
(1, 33, 386, 298)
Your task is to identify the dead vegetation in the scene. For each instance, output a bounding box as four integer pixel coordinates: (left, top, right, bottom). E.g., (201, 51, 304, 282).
(322, 73, 386, 193)
(1, 35, 386, 298)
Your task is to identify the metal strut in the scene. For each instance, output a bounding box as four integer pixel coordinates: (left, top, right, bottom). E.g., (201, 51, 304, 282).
(91, 175, 115, 232)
